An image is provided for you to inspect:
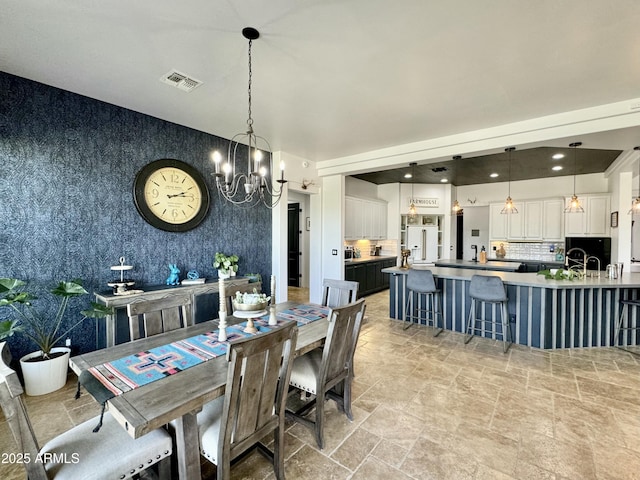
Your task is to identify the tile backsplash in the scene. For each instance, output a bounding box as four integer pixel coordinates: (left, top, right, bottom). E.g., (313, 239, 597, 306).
(344, 239, 398, 258)
(490, 241, 565, 262)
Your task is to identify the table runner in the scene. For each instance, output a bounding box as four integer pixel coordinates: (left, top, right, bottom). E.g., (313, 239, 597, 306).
(78, 304, 329, 400)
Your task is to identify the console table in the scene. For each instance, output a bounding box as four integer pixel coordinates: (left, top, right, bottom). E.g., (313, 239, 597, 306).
(95, 277, 256, 347)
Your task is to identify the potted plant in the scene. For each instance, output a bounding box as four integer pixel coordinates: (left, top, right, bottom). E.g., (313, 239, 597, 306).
(213, 252, 239, 279)
(0, 278, 113, 395)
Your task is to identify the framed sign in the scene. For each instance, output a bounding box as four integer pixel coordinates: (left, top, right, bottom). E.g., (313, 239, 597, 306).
(611, 211, 618, 228)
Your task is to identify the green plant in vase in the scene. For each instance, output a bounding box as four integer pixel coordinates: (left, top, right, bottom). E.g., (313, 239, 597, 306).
(213, 252, 239, 279)
(0, 278, 114, 359)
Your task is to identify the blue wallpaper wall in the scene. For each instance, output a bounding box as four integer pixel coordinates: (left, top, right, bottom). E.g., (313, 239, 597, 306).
(0, 72, 272, 361)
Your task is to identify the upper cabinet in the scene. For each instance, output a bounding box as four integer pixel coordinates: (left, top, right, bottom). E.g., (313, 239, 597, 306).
(564, 194, 610, 237)
(345, 196, 387, 240)
(490, 198, 563, 241)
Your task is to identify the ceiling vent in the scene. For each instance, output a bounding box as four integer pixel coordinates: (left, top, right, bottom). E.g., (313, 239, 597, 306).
(431, 166, 448, 173)
(160, 70, 203, 92)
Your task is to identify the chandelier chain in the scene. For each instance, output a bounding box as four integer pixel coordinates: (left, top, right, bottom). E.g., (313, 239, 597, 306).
(247, 39, 253, 128)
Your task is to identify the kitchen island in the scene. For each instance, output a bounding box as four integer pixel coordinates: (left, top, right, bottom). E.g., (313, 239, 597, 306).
(383, 266, 640, 349)
(434, 259, 522, 272)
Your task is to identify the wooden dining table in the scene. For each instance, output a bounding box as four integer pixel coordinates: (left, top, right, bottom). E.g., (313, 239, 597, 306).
(69, 301, 329, 480)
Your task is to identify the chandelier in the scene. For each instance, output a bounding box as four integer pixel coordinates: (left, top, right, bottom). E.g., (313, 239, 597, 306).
(451, 155, 462, 213)
(408, 162, 417, 218)
(564, 142, 584, 213)
(500, 147, 518, 214)
(211, 27, 286, 208)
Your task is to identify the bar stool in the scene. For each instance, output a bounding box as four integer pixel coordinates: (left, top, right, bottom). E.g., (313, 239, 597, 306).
(613, 297, 640, 350)
(465, 274, 511, 353)
(403, 269, 443, 336)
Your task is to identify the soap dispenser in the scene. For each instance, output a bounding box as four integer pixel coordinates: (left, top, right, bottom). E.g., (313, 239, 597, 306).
(479, 246, 487, 264)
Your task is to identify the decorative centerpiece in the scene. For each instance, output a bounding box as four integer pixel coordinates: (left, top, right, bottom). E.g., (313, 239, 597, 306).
(107, 256, 136, 295)
(232, 289, 270, 334)
(537, 269, 579, 280)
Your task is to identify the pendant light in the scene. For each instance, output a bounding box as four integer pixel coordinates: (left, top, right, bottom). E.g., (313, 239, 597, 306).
(452, 155, 462, 213)
(211, 27, 287, 208)
(500, 147, 518, 214)
(408, 162, 417, 218)
(629, 146, 640, 215)
(564, 142, 585, 213)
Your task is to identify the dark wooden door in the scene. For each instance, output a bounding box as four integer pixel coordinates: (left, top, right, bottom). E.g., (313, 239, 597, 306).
(456, 211, 464, 260)
(287, 203, 301, 287)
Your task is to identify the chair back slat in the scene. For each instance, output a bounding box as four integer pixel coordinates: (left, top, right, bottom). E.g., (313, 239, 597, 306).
(219, 323, 297, 462)
(127, 295, 191, 341)
(321, 279, 359, 308)
(0, 342, 48, 480)
(320, 299, 366, 392)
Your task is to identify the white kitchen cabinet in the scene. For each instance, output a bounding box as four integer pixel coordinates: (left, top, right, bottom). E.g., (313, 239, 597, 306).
(345, 196, 387, 240)
(508, 200, 543, 240)
(564, 194, 610, 237)
(489, 203, 508, 240)
(490, 198, 562, 241)
(543, 199, 564, 241)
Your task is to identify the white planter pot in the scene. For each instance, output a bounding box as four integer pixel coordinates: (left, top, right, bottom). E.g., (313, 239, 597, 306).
(218, 269, 230, 279)
(20, 347, 70, 396)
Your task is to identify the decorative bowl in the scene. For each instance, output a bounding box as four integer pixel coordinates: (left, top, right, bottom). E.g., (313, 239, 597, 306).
(232, 299, 268, 312)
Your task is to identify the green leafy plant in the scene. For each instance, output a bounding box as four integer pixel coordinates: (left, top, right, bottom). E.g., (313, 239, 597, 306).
(0, 278, 114, 359)
(537, 269, 578, 281)
(213, 252, 239, 275)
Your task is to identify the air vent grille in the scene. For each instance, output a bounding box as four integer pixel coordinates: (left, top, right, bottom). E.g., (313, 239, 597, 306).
(160, 70, 203, 92)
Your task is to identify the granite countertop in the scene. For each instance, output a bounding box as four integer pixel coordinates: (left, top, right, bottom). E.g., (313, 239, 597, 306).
(344, 255, 397, 265)
(381, 266, 640, 289)
(434, 259, 522, 272)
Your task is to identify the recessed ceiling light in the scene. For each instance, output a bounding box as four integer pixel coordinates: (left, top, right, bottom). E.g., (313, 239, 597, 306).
(552, 153, 565, 160)
(440, 178, 448, 183)
(404, 173, 412, 179)
(490, 173, 499, 178)
(552, 165, 563, 171)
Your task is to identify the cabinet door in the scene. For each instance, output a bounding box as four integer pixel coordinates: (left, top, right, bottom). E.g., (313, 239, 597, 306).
(507, 204, 525, 239)
(564, 197, 587, 236)
(345, 197, 364, 239)
(489, 203, 508, 240)
(543, 199, 564, 241)
(362, 200, 375, 239)
(586, 195, 610, 236)
(524, 201, 543, 239)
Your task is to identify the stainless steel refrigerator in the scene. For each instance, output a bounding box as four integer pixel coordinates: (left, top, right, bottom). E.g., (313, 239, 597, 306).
(407, 225, 438, 264)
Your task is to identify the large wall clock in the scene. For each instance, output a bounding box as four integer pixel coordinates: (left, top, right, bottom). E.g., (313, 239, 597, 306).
(133, 159, 210, 232)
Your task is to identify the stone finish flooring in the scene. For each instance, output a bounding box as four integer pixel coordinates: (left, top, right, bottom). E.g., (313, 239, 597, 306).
(3, 287, 640, 479)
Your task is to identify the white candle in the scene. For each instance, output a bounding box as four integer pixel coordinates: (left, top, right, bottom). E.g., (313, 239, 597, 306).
(271, 275, 276, 305)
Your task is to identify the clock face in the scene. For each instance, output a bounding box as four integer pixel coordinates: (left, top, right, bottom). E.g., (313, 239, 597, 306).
(133, 159, 210, 232)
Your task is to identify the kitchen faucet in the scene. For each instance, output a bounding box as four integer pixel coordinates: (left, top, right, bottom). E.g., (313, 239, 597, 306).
(565, 247, 587, 276)
(586, 256, 601, 278)
(471, 244, 478, 262)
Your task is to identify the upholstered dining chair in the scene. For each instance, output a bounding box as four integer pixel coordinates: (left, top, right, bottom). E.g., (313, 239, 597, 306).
(127, 294, 191, 341)
(286, 298, 366, 449)
(321, 278, 359, 308)
(0, 342, 172, 480)
(195, 321, 298, 480)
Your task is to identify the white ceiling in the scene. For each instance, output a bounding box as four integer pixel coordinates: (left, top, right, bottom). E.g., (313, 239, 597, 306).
(3, 0, 640, 173)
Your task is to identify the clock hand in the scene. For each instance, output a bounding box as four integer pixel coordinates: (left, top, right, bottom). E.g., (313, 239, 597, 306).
(167, 192, 187, 198)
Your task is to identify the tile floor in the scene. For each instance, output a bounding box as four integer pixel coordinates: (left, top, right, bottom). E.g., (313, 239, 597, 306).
(3, 287, 640, 479)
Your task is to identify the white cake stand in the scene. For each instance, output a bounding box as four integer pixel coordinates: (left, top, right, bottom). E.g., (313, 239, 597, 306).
(107, 256, 135, 294)
(233, 310, 267, 334)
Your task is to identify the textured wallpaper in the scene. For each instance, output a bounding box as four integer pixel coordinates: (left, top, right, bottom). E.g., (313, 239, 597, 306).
(0, 72, 272, 360)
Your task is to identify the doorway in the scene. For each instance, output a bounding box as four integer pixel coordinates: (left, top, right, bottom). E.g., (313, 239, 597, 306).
(287, 203, 301, 287)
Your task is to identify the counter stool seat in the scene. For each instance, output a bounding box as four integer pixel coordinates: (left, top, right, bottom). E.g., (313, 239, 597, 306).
(465, 274, 511, 353)
(403, 269, 443, 336)
(613, 298, 640, 351)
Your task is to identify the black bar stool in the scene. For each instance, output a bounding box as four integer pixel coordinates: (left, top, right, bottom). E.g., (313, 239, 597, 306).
(403, 269, 443, 336)
(465, 274, 511, 353)
(613, 297, 640, 349)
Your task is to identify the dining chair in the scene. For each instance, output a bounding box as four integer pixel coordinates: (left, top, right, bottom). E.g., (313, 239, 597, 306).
(286, 298, 366, 449)
(0, 342, 172, 480)
(321, 278, 359, 308)
(195, 321, 298, 480)
(127, 294, 191, 341)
